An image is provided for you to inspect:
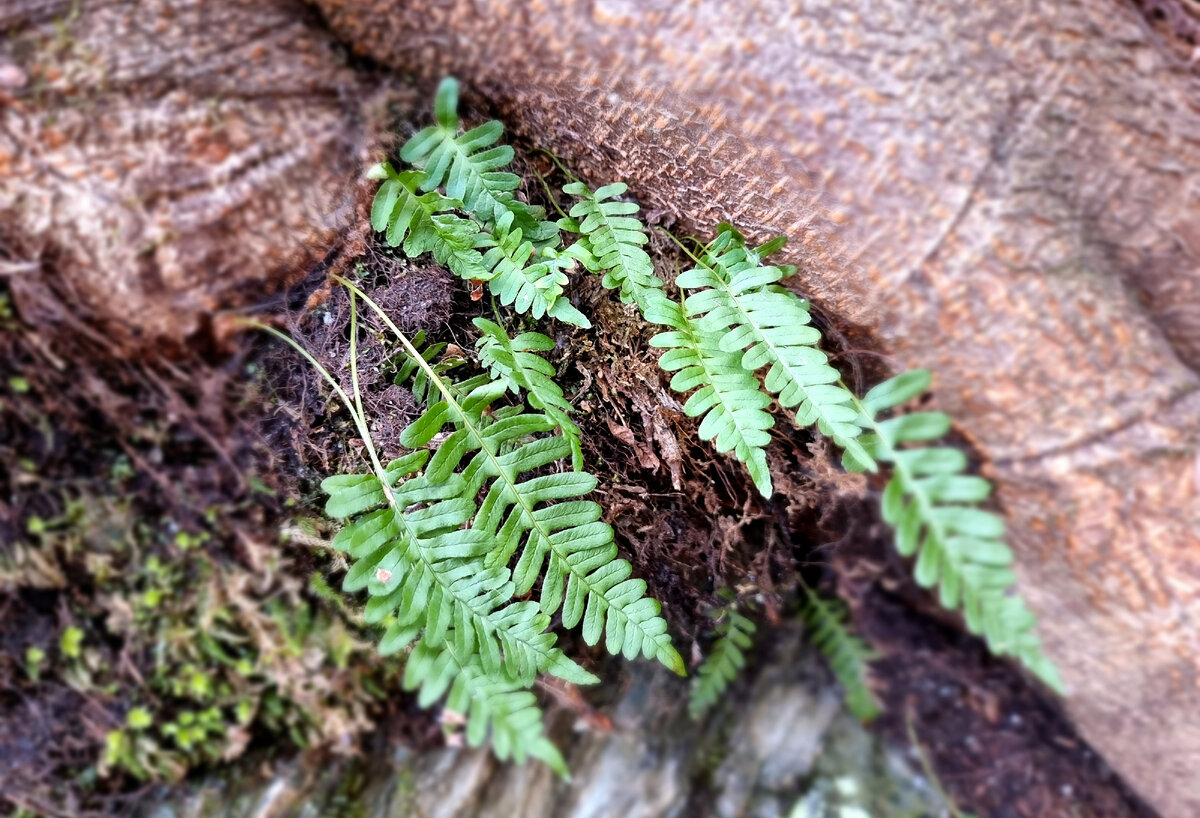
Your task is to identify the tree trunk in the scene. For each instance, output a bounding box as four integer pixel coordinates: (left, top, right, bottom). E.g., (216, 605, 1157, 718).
(3, 1, 1198, 816)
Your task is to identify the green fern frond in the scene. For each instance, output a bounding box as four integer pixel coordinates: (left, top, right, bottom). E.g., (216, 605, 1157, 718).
(403, 632, 568, 776)
(480, 212, 591, 328)
(348, 280, 685, 677)
(648, 299, 774, 497)
(367, 163, 493, 282)
(800, 584, 880, 722)
(321, 454, 595, 688)
(391, 330, 471, 407)
(562, 181, 669, 316)
(847, 370, 1063, 693)
(689, 599, 757, 719)
(400, 77, 556, 243)
(676, 226, 874, 471)
(473, 317, 583, 469)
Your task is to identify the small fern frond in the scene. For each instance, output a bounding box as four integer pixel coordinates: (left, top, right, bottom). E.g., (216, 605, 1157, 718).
(648, 299, 775, 497)
(848, 370, 1063, 693)
(368, 163, 493, 282)
(562, 181, 668, 316)
(480, 212, 591, 328)
(473, 317, 583, 469)
(689, 599, 757, 719)
(676, 226, 874, 471)
(403, 632, 568, 777)
(400, 78, 556, 243)
(800, 584, 880, 722)
(392, 330, 470, 407)
(347, 279, 685, 677)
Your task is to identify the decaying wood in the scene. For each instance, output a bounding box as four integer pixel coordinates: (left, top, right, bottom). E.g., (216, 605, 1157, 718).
(3, 0, 1198, 815)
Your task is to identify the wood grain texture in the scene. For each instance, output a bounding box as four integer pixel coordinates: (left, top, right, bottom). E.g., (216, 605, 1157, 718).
(0, 0, 368, 344)
(311, 1, 1200, 814)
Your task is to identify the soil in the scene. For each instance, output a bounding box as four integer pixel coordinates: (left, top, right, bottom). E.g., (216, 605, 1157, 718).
(0, 141, 1163, 818)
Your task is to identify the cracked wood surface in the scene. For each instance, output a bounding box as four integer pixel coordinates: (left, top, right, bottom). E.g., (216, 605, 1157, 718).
(3, 0, 1199, 814)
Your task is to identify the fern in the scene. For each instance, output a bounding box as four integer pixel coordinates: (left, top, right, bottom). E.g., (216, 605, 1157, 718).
(480, 212, 591, 328)
(648, 298, 775, 497)
(350, 281, 684, 677)
(403, 631, 567, 775)
(562, 181, 668, 316)
(846, 370, 1062, 693)
(321, 453, 593, 687)
(400, 78, 556, 243)
(676, 225, 874, 472)
(800, 584, 880, 722)
(689, 596, 757, 719)
(367, 164, 493, 282)
(473, 317, 583, 469)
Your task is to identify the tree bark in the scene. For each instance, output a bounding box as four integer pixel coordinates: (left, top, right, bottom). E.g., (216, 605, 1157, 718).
(3, 1, 1198, 815)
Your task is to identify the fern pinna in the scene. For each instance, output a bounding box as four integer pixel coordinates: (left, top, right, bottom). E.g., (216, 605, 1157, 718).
(688, 595, 757, 719)
(846, 370, 1063, 693)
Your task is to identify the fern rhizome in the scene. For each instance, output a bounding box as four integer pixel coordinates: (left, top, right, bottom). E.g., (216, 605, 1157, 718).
(261, 76, 1061, 773)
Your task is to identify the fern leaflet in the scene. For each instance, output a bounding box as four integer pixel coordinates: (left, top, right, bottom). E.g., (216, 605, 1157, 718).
(648, 298, 774, 497)
(689, 597, 757, 719)
(562, 181, 669, 316)
(846, 370, 1063, 693)
(349, 280, 685, 677)
(676, 226, 874, 471)
(474, 317, 583, 469)
(400, 77, 556, 242)
(800, 584, 880, 722)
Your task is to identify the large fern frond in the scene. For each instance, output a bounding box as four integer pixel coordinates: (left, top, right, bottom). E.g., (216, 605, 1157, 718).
(349, 281, 685, 677)
(399, 78, 556, 243)
(403, 632, 567, 776)
(676, 226, 874, 471)
(800, 584, 880, 722)
(689, 598, 757, 719)
(846, 370, 1062, 693)
(321, 453, 595, 688)
(473, 317, 583, 469)
(562, 181, 668, 316)
(648, 299, 775, 497)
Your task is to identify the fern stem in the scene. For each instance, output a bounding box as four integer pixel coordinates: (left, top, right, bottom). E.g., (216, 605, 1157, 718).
(534, 148, 583, 185)
(533, 169, 571, 221)
(346, 291, 397, 508)
(339, 276, 680, 671)
(238, 318, 397, 505)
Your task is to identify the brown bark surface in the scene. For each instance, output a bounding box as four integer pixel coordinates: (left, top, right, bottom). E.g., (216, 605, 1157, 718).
(3, 1, 1199, 815)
